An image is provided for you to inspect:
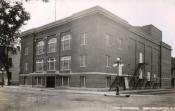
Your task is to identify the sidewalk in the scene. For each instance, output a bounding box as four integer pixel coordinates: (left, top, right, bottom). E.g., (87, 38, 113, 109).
(1, 86, 175, 96)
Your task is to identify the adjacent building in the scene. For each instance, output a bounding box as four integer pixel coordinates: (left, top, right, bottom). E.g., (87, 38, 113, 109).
(19, 6, 172, 89)
(172, 57, 175, 87)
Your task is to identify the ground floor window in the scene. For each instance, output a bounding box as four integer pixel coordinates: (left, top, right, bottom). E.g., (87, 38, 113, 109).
(147, 72, 151, 81)
(80, 76, 86, 87)
(139, 69, 143, 79)
(59, 76, 69, 87)
(35, 76, 42, 85)
(106, 76, 111, 88)
(24, 77, 27, 85)
(153, 74, 157, 81)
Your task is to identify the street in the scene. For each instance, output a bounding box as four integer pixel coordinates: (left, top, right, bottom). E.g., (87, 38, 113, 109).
(0, 86, 175, 111)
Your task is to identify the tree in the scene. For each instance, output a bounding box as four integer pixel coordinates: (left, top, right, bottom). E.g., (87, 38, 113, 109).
(0, 0, 30, 86)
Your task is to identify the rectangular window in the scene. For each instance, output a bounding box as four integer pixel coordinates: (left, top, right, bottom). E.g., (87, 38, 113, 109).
(80, 33, 87, 45)
(106, 55, 110, 67)
(24, 47, 28, 55)
(80, 55, 87, 67)
(139, 69, 143, 79)
(61, 56, 71, 71)
(147, 72, 151, 81)
(118, 38, 123, 49)
(36, 41, 44, 55)
(105, 34, 110, 46)
(59, 76, 69, 87)
(80, 76, 86, 87)
(139, 52, 144, 63)
(25, 62, 28, 72)
(48, 38, 57, 53)
(61, 34, 71, 51)
(47, 57, 56, 71)
(36, 59, 44, 72)
(153, 74, 156, 81)
(106, 76, 111, 88)
(35, 77, 42, 85)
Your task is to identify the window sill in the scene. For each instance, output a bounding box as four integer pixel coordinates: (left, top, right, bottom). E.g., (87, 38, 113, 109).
(80, 66, 87, 67)
(80, 44, 88, 46)
(47, 51, 56, 54)
(36, 53, 44, 56)
(60, 69, 71, 72)
(36, 71, 44, 73)
(47, 70, 56, 72)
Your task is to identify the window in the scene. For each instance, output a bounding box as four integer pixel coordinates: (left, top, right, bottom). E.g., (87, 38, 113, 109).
(139, 69, 143, 79)
(80, 55, 87, 67)
(106, 55, 110, 67)
(61, 56, 71, 71)
(105, 34, 110, 46)
(35, 77, 42, 85)
(24, 47, 28, 55)
(47, 57, 56, 71)
(59, 76, 69, 87)
(80, 76, 86, 87)
(80, 33, 87, 45)
(106, 76, 111, 88)
(139, 52, 144, 63)
(147, 72, 151, 81)
(118, 38, 123, 49)
(48, 38, 57, 53)
(61, 34, 71, 51)
(36, 41, 44, 55)
(36, 59, 44, 72)
(154, 74, 156, 81)
(25, 62, 28, 72)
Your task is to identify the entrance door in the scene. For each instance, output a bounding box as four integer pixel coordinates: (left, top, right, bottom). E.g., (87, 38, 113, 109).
(46, 76, 55, 88)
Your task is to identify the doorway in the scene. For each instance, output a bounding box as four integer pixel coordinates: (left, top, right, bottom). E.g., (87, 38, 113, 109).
(46, 76, 55, 88)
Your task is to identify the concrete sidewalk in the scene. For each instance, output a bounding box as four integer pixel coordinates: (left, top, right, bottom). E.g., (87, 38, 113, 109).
(1, 86, 175, 96)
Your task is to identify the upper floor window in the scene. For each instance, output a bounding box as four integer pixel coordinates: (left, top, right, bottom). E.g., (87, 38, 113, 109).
(118, 38, 123, 49)
(36, 41, 44, 55)
(24, 62, 28, 72)
(24, 47, 28, 55)
(139, 52, 144, 63)
(80, 33, 87, 45)
(106, 55, 110, 67)
(48, 38, 57, 53)
(61, 56, 71, 71)
(147, 72, 151, 81)
(47, 57, 56, 71)
(105, 34, 110, 46)
(36, 59, 44, 72)
(61, 34, 71, 51)
(80, 55, 87, 67)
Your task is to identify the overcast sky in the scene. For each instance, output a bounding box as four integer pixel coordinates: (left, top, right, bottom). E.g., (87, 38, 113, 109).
(20, 0, 175, 57)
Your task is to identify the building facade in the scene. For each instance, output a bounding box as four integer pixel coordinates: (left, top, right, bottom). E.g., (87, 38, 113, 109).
(172, 57, 175, 87)
(19, 6, 171, 89)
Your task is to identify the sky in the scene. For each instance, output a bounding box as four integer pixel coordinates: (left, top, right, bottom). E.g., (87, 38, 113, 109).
(20, 0, 175, 57)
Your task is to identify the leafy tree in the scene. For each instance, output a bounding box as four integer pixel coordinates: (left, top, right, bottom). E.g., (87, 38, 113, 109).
(0, 0, 30, 86)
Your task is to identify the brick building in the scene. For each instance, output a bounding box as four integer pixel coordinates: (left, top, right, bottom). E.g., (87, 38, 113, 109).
(19, 6, 171, 89)
(172, 57, 175, 87)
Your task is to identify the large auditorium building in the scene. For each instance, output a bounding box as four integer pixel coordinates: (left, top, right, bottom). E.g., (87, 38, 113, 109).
(19, 6, 171, 90)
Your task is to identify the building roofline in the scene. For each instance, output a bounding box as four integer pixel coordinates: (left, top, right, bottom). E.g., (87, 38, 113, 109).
(20, 6, 130, 37)
(161, 41, 171, 50)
